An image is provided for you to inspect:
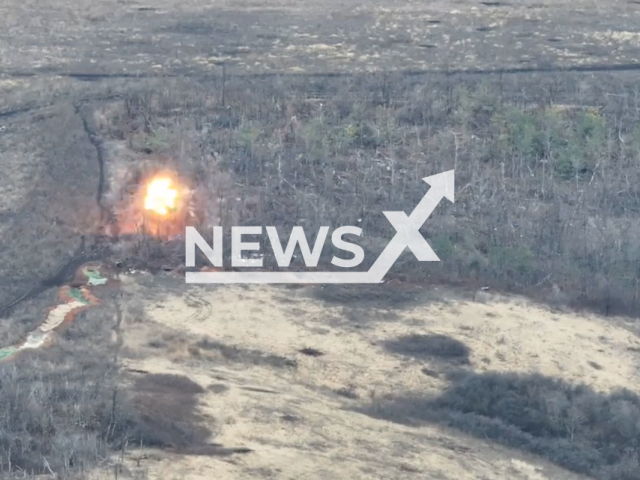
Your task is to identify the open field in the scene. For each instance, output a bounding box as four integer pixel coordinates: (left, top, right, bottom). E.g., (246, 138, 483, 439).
(2, 0, 640, 78)
(101, 277, 640, 480)
(3, 268, 640, 479)
(1, 0, 640, 479)
(3, 0, 640, 118)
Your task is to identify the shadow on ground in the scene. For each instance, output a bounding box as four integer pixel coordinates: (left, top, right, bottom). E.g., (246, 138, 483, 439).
(309, 284, 433, 310)
(356, 370, 640, 479)
(382, 333, 471, 365)
(298, 284, 439, 327)
(125, 372, 253, 456)
(127, 373, 211, 447)
(194, 337, 298, 369)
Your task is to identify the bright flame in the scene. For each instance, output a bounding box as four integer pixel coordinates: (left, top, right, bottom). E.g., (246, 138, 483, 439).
(144, 177, 178, 216)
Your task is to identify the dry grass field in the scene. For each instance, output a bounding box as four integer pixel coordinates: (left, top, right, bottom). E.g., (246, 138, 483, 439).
(1, 0, 640, 479)
(97, 277, 639, 480)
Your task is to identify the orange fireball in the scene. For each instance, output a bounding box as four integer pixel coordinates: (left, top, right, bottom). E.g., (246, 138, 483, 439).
(144, 177, 178, 216)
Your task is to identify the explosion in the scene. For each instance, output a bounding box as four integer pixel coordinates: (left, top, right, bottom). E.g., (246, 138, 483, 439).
(111, 170, 195, 239)
(144, 177, 178, 216)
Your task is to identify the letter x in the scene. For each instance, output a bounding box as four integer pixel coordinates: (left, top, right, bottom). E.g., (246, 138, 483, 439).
(383, 211, 439, 261)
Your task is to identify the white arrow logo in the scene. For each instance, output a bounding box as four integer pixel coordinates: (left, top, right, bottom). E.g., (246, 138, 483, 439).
(185, 170, 454, 284)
